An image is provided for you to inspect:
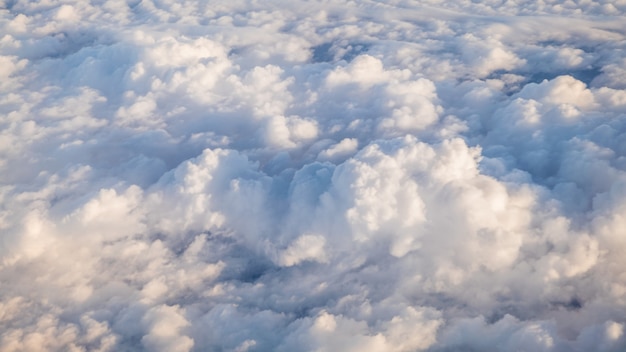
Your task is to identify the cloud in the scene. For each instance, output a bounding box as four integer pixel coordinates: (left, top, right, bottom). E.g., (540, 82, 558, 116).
(1, 0, 626, 351)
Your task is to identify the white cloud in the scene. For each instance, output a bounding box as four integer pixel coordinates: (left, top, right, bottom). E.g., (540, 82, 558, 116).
(317, 138, 358, 162)
(1, 0, 626, 351)
(141, 305, 194, 352)
(279, 234, 328, 266)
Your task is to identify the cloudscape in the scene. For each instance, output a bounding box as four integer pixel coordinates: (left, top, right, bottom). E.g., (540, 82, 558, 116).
(1, 0, 626, 351)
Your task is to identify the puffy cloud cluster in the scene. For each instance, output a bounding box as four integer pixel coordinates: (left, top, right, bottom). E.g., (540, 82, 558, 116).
(1, 0, 626, 351)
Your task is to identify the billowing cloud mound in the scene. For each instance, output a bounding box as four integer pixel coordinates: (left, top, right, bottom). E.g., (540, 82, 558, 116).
(1, 0, 626, 351)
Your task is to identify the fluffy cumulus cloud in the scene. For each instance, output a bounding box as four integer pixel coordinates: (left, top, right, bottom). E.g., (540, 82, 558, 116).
(1, 0, 626, 351)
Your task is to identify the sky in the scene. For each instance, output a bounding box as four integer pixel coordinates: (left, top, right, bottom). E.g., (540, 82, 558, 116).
(1, 0, 626, 351)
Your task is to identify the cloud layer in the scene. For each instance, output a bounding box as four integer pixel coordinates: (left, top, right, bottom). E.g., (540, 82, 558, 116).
(1, 0, 626, 351)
